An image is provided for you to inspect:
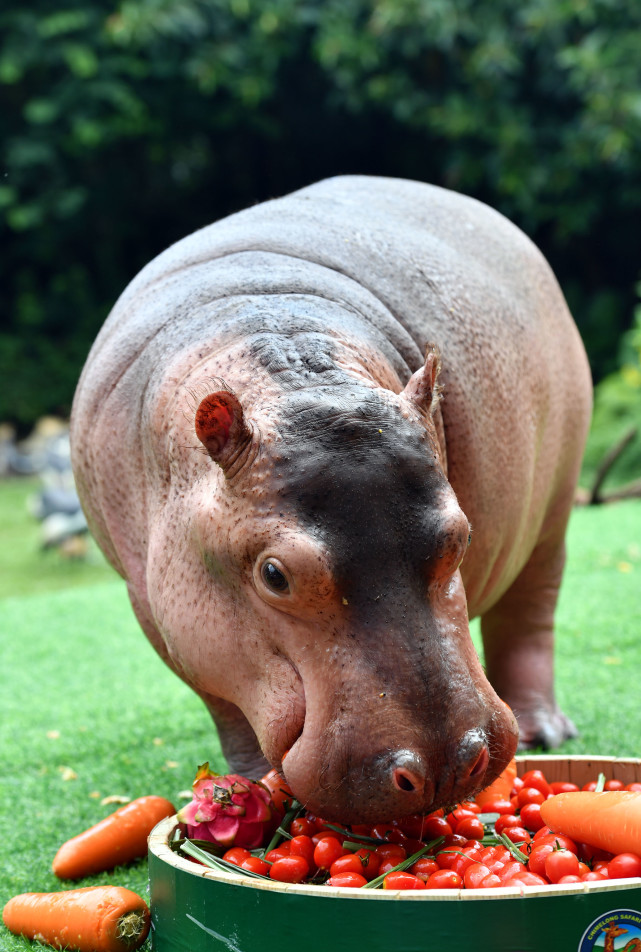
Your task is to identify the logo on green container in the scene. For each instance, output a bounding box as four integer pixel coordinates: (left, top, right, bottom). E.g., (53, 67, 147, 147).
(578, 908, 641, 951)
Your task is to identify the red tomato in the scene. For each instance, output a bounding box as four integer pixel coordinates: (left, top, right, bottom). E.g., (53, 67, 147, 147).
(604, 779, 625, 791)
(535, 833, 578, 854)
(259, 768, 294, 814)
(327, 871, 367, 887)
(511, 776, 524, 794)
(450, 845, 484, 877)
(481, 798, 516, 815)
(313, 836, 346, 870)
(222, 847, 251, 866)
(520, 770, 551, 798)
(270, 855, 309, 883)
(517, 786, 546, 808)
(581, 870, 608, 882)
(577, 842, 614, 864)
(424, 869, 463, 889)
(421, 815, 453, 839)
(370, 823, 400, 842)
(290, 817, 317, 837)
(464, 863, 492, 889)
(455, 816, 485, 840)
(264, 845, 291, 863)
(378, 856, 406, 875)
(446, 807, 477, 828)
(549, 781, 580, 795)
(607, 852, 641, 880)
(582, 781, 598, 791)
(503, 826, 531, 846)
(311, 830, 342, 847)
(626, 783, 641, 792)
(459, 800, 481, 814)
(330, 853, 368, 877)
(383, 871, 426, 890)
(519, 802, 545, 832)
(394, 814, 429, 838)
(409, 856, 439, 881)
(240, 856, 270, 876)
(533, 825, 553, 841)
(495, 814, 523, 835)
(557, 874, 582, 884)
(527, 843, 555, 877)
(545, 848, 580, 884)
(496, 860, 525, 883)
(375, 843, 407, 862)
(289, 835, 315, 868)
(503, 870, 548, 887)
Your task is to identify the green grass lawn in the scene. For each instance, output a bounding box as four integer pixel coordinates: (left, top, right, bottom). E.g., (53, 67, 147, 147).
(0, 477, 640, 950)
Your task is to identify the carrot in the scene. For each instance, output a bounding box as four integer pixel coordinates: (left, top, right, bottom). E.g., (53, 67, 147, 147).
(474, 757, 517, 808)
(2, 885, 150, 952)
(540, 790, 641, 856)
(53, 794, 175, 879)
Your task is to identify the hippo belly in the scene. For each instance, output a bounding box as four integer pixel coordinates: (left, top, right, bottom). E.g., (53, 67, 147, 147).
(71, 176, 592, 823)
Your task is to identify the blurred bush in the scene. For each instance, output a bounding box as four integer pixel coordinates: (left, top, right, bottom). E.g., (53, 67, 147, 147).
(1, 0, 641, 428)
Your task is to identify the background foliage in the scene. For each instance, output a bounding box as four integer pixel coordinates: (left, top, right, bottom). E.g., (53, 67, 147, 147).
(1, 0, 641, 448)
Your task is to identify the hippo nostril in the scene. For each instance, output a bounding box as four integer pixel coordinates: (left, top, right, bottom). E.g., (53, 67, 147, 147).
(468, 744, 489, 779)
(390, 751, 427, 795)
(393, 767, 423, 793)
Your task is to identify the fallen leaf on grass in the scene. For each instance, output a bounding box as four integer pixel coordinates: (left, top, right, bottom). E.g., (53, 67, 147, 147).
(101, 794, 131, 806)
(58, 766, 78, 781)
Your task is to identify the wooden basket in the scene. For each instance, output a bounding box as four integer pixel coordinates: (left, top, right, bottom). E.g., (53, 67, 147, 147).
(148, 756, 641, 952)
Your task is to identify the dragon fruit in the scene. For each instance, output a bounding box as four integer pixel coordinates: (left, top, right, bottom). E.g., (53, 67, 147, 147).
(177, 763, 274, 848)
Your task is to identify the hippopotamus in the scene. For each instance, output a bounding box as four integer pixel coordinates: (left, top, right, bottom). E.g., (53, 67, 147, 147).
(70, 175, 592, 823)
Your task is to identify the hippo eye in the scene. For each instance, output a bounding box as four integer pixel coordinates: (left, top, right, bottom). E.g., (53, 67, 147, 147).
(261, 560, 290, 593)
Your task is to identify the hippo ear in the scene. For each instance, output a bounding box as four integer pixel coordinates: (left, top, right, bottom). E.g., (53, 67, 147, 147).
(195, 391, 252, 472)
(401, 344, 442, 415)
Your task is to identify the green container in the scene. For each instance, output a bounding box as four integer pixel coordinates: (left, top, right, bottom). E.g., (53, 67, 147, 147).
(148, 756, 641, 952)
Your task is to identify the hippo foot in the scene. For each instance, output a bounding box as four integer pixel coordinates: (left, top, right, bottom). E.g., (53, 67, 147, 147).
(514, 704, 578, 750)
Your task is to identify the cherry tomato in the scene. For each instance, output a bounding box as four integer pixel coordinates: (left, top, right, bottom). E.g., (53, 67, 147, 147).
(330, 853, 369, 877)
(577, 842, 614, 864)
(327, 871, 367, 887)
(289, 834, 315, 867)
(626, 783, 641, 792)
(375, 843, 407, 862)
(604, 779, 625, 791)
(511, 776, 524, 794)
(503, 870, 548, 887)
(311, 830, 342, 847)
(446, 807, 477, 828)
(450, 845, 484, 877)
(264, 845, 291, 863)
(481, 798, 516, 815)
(582, 781, 598, 791)
(520, 770, 551, 798)
(533, 825, 553, 841)
(290, 817, 317, 837)
(496, 860, 525, 883)
(454, 816, 485, 840)
(378, 856, 406, 875)
(495, 814, 523, 835)
(424, 869, 463, 889)
(394, 814, 429, 838)
(549, 781, 579, 795)
(241, 856, 270, 876)
(409, 856, 439, 881)
(313, 836, 346, 869)
(519, 802, 545, 832)
(607, 852, 641, 880)
(270, 855, 309, 883)
(557, 874, 581, 884)
(464, 863, 492, 889)
(370, 823, 399, 842)
(383, 871, 426, 890)
(545, 848, 580, 884)
(527, 843, 555, 877)
(222, 847, 251, 866)
(421, 815, 453, 839)
(517, 786, 546, 808)
(259, 768, 294, 814)
(535, 833, 578, 854)
(502, 826, 531, 846)
(581, 870, 608, 882)
(459, 800, 481, 814)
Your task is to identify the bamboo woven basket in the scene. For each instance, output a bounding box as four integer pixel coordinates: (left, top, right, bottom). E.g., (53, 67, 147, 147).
(148, 756, 641, 952)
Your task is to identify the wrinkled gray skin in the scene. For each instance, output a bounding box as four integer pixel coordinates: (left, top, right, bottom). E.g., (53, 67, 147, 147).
(71, 176, 592, 823)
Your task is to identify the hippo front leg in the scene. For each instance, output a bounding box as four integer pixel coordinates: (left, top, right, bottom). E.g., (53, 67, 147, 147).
(480, 533, 577, 749)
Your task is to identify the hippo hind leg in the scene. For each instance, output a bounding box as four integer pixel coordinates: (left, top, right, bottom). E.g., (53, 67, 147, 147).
(480, 530, 577, 750)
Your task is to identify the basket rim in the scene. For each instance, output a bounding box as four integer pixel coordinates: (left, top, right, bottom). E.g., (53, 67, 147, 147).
(149, 754, 641, 901)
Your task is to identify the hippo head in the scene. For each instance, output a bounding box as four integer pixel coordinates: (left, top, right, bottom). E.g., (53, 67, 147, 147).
(152, 341, 518, 824)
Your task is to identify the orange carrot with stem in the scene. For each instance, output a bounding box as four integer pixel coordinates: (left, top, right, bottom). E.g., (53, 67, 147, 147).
(540, 790, 641, 856)
(474, 757, 517, 808)
(2, 885, 150, 952)
(53, 795, 175, 879)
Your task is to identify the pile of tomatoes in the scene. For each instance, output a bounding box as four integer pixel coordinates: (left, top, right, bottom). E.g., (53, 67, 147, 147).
(190, 769, 641, 891)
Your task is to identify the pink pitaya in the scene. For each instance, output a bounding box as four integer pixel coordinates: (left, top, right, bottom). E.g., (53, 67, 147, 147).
(177, 763, 273, 848)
